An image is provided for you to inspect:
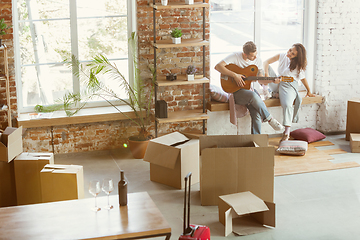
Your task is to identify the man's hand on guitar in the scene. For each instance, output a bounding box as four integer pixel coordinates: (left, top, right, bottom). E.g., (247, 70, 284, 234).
(233, 73, 245, 87)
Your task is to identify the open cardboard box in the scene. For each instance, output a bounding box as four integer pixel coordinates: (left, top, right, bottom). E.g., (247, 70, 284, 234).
(219, 191, 275, 236)
(40, 164, 84, 203)
(143, 132, 199, 189)
(0, 126, 23, 163)
(14, 152, 54, 205)
(198, 134, 275, 206)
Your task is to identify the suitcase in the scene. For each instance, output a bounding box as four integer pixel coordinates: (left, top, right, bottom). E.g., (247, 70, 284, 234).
(179, 172, 211, 240)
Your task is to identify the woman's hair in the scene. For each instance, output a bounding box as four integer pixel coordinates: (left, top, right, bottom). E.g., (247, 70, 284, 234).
(243, 41, 257, 55)
(289, 43, 307, 75)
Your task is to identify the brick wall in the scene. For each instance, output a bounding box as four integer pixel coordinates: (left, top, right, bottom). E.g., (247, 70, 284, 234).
(5, 0, 359, 154)
(315, 0, 360, 133)
(0, 0, 16, 129)
(2, 0, 209, 154)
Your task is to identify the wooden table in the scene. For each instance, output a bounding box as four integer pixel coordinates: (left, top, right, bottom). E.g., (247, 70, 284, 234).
(0, 192, 171, 240)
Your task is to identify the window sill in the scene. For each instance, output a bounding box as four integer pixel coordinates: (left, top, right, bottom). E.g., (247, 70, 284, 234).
(17, 105, 136, 128)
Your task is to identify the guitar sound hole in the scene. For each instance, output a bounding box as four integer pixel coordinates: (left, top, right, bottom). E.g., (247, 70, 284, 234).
(251, 68, 255, 72)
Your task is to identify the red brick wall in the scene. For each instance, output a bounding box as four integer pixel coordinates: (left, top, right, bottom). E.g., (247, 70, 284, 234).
(4, 0, 210, 154)
(0, 0, 16, 129)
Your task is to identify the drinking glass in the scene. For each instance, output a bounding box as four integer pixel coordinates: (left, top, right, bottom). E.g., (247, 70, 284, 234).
(89, 180, 101, 211)
(102, 178, 114, 209)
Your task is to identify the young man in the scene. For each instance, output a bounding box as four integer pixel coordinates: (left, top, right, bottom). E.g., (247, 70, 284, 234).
(215, 41, 283, 134)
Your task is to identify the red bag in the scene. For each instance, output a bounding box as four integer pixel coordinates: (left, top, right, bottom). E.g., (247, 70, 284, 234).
(178, 172, 210, 240)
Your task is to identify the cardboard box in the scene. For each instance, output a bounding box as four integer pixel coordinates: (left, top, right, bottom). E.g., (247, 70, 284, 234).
(40, 164, 84, 203)
(0, 126, 23, 162)
(346, 98, 360, 141)
(199, 134, 274, 206)
(143, 132, 199, 189)
(218, 191, 275, 236)
(350, 133, 360, 153)
(0, 161, 17, 207)
(14, 152, 54, 205)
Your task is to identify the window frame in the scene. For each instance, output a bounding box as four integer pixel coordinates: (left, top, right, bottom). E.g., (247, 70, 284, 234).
(13, 0, 137, 114)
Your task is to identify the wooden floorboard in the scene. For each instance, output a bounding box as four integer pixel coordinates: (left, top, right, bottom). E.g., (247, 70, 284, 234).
(270, 139, 360, 176)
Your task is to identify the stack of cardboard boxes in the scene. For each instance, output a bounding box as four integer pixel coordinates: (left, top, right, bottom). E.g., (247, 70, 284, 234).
(0, 126, 84, 207)
(144, 131, 276, 236)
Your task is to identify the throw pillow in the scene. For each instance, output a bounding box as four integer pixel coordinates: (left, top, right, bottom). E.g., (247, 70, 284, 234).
(210, 84, 229, 103)
(276, 140, 308, 156)
(290, 128, 326, 143)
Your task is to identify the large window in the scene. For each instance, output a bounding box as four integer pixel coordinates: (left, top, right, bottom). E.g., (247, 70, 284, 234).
(210, 0, 314, 89)
(14, 0, 135, 113)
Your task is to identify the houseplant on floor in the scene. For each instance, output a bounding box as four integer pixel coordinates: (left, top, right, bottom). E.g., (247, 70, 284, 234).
(35, 32, 155, 159)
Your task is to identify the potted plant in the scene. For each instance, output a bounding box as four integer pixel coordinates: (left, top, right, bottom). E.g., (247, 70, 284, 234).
(35, 32, 155, 159)
(185, 0, 194, 4)
(171, 28, 183, 44)
(166, 73, 177, 81)
(0, 18, 11, 46)
(161, 0, 168, 6)
(186, 65, 197, 81)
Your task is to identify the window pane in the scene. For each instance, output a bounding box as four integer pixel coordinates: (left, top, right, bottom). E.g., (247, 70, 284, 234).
(210, 1, 254, 87)
(17, 0, 69, 21)
(260, 0, 304, 74)
(77, 17, 128, 60)
(19, 21, 71, 66)
(77, 0, 127, 17)
(21, 64, 73, 108)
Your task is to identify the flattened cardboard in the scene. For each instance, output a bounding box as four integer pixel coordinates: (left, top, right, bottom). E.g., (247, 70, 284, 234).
(350, 133, 360, 153)
(40, 164, 84, 203)
(199, 134, 274, 206)
(144, 132, 199, 189)
(0, 126, 23, 163)
(219, 191, 276, 236)
(346, 98, 360, 141)
(14, 152, 54, 205)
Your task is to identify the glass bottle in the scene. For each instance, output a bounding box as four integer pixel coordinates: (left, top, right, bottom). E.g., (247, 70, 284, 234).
(118, 170, 128, 206)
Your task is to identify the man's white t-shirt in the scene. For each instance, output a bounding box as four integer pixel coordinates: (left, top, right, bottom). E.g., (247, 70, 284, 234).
(223, 51, 264, 72)
(278, 53, 305, 83)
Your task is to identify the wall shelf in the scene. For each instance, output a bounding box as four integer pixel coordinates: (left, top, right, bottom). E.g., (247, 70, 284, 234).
(152, 0, 209, 137)
(150, 2, 210, 10)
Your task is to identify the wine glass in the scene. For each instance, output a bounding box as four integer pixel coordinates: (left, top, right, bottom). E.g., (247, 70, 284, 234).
(102, 178, 114, 209)
(89, 180, 101, 211)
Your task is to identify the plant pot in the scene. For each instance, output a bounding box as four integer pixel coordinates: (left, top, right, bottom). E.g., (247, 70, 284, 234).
(128, 138, 150, 159)
(161, 0, 168, 6)
(187, 74, 195, 81)
(172, 37, 181, 44)
(185, 0, 194, 4)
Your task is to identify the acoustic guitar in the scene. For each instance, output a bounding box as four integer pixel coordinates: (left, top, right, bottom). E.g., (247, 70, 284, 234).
(220, 64, 294, 93)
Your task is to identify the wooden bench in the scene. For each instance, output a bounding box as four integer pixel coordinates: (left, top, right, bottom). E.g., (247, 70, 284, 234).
(207, 94, 324, 112)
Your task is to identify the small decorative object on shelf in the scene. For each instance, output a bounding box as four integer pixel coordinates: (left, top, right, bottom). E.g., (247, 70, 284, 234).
(185, 0, 194, 4)
(118, 170, 128, 206)
(171, 28, 182, 44)
(161, 0, 168, 6)
(166, 73, 177, 81)
(186, 65, 197, 81)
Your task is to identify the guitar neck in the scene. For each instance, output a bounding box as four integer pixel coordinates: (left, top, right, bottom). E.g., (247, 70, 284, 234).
(244, 76, 277, 81)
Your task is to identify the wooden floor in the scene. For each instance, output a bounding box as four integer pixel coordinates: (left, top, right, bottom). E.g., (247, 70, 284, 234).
(269, 137, 360, 176)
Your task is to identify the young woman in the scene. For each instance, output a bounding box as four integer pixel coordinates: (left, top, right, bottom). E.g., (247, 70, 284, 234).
(263, 43, 316, 142)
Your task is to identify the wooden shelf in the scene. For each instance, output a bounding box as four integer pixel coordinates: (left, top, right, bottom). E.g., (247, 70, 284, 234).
(156, 109, 208, 123)
(152, 38, 209, 49)
(156, 75, 209, 86)
(150, 2, 210, 10)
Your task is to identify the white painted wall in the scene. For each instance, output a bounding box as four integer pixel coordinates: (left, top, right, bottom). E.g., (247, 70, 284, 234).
(208, 0, 360, 135)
